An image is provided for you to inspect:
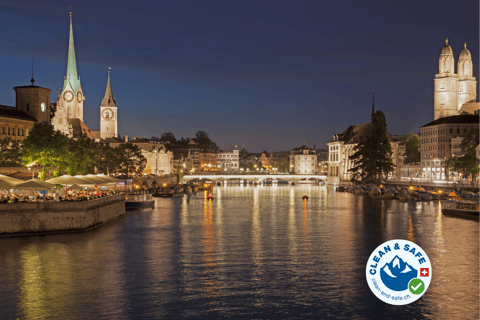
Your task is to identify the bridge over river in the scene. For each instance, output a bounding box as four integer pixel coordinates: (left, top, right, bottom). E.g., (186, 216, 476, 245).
(183, 174, 327, 185)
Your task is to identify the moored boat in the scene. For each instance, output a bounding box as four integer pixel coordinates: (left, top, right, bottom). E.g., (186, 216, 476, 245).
(442, 200, 479, 221)
(125, 194, 155, 210)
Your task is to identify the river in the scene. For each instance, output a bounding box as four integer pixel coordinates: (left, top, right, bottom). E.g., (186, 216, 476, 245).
(0, 185, 478, 319)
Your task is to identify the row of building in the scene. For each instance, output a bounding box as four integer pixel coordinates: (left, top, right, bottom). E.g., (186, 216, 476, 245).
(104, 136, 329, 176)
(327, 39, 479, 184)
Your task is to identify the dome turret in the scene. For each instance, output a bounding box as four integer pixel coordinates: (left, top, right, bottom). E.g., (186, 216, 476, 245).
(439, 38, 455, 74)
(459, 42, 472, 60)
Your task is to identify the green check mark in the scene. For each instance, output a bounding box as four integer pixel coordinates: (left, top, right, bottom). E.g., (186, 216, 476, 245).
(408, 278, 425, 295)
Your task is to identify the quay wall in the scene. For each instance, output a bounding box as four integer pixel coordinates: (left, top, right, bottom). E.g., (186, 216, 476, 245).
(0, 194, 125, 237)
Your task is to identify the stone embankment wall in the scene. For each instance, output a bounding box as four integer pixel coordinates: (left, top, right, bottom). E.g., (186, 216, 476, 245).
(0, 194, 125, 237)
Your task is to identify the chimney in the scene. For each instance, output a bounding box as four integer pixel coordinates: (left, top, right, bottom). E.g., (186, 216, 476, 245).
(125, 135, 128, 143)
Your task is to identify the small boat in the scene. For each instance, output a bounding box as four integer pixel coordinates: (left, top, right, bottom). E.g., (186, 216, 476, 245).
(336, 186, 346, 192)
(125, 194, 155, 210)
(442, 200, 479, 221)
(302, 195, 309, 200)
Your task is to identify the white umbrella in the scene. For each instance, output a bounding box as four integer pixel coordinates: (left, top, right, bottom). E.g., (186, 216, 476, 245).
(47, 175, 92, 185)
(0, 180, 20, 189)
(0, 174, 24, 186)
(15, 179, 55, 202)
(15, 179, 56, 189)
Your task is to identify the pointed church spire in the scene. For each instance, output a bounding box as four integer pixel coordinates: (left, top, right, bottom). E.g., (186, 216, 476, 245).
(371, 87, 375, 116)
(101, 67, 116, 106)
(64, 11, 80, 94)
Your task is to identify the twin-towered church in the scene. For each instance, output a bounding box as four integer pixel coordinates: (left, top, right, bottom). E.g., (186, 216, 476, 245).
(2, 13, 117, 143)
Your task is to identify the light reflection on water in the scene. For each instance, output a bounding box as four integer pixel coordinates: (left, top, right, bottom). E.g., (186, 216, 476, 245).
(0, 185, 477, 320)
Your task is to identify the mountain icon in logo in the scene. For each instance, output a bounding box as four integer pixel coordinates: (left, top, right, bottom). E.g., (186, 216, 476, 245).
(380, 255, 418, 291)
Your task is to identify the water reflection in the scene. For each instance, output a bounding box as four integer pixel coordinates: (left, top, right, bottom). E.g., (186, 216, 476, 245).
(0, 186, 477, 319)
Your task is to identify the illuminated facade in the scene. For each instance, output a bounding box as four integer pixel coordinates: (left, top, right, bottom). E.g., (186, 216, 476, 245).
(420, 113, 479, 180)
(100, 70, 118, 140)
(289, 145, 317, 174)
(434, 39, 478, 120)
(217, 149, 239, 172)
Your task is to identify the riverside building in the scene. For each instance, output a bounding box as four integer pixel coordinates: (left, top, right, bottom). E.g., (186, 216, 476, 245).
(289, 145, 317, 174)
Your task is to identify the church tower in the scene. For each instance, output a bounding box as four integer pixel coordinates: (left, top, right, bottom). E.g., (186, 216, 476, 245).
(100, 68, 118, 140)
(434, 38, 458, 120)
(457, 42, 477, 110)
(60, 12, 84, 121)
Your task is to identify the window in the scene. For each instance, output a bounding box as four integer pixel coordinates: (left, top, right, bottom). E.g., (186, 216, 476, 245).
(26, 103, 29, 111)
(450, 128, 452, 133)
(457, 129, 459, 133)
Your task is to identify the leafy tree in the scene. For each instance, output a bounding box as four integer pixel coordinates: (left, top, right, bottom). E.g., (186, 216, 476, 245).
(446, 129, 479, 182)
(272, 157, 289, 173)
(96, 144, 121, 175)
(404, 133, 421, 164)
(22, 122, 70, 180)
(348, 110, 394, 183)
(160, 132, 176, 144)
(64, 135, 98, 175)
(0, 138, 22, 167)
(194, 130, 218, 149)
(116, 143, 146, 177)
(460, 129, 479, 155)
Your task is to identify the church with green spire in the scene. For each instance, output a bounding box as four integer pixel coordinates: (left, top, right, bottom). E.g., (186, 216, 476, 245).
(52, 12, 111, 141)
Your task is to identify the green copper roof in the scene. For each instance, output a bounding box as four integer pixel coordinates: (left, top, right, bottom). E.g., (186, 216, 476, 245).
(63, 14, 80, 94)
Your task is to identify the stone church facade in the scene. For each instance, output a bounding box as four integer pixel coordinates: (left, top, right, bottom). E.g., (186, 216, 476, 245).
(434, 39, 477, 120)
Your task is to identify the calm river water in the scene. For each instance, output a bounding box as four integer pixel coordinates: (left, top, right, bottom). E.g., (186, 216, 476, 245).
(0, 185, 478, 320)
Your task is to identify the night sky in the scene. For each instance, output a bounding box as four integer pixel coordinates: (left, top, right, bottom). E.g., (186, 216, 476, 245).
(1, 0, 478, 152)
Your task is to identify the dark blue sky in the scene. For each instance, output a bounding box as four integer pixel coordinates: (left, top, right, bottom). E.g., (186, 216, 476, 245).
(1, 0, 478, 152)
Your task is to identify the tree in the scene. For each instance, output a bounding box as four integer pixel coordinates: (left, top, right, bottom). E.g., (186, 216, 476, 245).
(348, 110, 394, 183)
(116, 143, 146, 177)
(0, 138, 22, 167)
(460, 129, 479, 155)
(22, 122, 70, 180)
(160, 132, 176, 144)
(64, 135, 99, 175)
(404, 133, 420, 164)
(446, 129, 479, 182)
(96, 144, 121, 175)
(194, 130, 218, 149)
(272, 157, 289, 173)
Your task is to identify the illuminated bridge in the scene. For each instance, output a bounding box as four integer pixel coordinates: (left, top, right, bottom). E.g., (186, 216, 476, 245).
(183, 174, 327, 185)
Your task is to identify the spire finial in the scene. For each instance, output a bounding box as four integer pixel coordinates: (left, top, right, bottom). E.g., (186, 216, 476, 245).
(371, 87, 375, 116)
(69, 6, 72, 17)
(464, 42, 467, 49)
(30, 53, 35, 85)
(445, 37, 448, 45)
(108, 67, 111, 79)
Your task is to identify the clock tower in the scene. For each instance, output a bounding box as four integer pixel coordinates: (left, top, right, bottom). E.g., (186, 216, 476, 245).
(100, 68, 118, 140)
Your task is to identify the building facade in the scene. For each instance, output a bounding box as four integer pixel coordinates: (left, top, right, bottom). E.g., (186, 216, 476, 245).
(141, 146, 173, 176)
(217, 148, 239, 172)
(420, 113, 479, 180)
(434, 39, 477, 120)
(289, 145, 317, 174)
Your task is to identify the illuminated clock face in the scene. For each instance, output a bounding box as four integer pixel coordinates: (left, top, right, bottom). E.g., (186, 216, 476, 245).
(102, 108, 114, 120)
(63, 90, 74, 102)
(77, 91, 83, 102)
(41, 102, 46, 112)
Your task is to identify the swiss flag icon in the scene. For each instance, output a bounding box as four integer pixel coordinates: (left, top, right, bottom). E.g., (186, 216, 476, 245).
(420, 268, 429, 277)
